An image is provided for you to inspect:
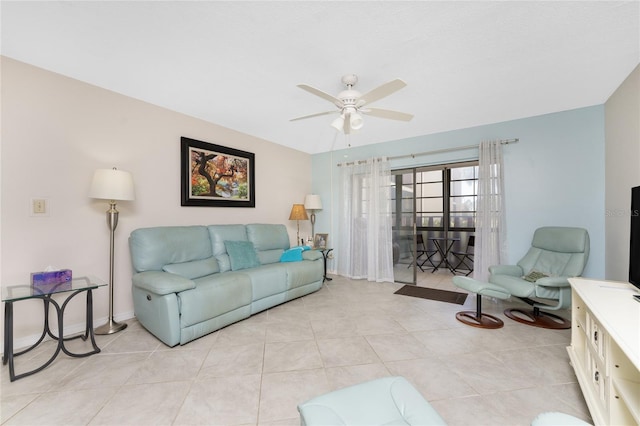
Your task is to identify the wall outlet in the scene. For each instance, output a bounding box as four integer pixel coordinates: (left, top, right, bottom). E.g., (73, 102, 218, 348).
(30, 198, 49, 216)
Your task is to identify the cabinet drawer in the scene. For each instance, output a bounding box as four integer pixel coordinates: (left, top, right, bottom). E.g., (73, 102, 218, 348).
(587, 312, 607, 365)
(590, 354, 609, 411)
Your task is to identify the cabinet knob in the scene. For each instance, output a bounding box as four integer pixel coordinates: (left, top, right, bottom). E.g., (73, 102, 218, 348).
(594, 371, 599, 382)
(594, 331, 598, 342)
(146, 294, 152, 301)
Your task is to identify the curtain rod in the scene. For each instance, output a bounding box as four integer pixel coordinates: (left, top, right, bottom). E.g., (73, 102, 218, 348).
(337, 138, 519, 166)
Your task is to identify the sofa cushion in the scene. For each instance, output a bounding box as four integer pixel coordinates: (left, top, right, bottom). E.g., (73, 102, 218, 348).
(259, 249, 286, 265)
(283, 260, 324, 290)
(179, 272, 252, 327)
(162, 257, 220, 279)
(225, 240, 261, 271)
(130, 226, 212, 272)
(246, 223, 290, 251)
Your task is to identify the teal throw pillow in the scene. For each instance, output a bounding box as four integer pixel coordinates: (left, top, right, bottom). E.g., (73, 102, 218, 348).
(224, 240, 261, 271)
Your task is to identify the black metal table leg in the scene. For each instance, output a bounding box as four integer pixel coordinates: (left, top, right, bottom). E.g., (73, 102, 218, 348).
(322, 249, 333, 282)
(60, 289, 100, 357)
(5, 287, 101, 381)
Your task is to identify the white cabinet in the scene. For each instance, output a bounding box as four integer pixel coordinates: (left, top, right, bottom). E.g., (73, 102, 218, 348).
(567, 278, 640, 425)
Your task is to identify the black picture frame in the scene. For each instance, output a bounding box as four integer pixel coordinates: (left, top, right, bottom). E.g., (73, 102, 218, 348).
(181, 137, 255, 207)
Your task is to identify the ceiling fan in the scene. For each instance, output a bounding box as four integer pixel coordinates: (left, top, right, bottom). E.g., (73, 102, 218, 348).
(290, 74, 413, 134)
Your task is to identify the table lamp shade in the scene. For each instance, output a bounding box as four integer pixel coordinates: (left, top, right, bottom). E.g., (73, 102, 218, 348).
(304, 194, 322, 210)
(89, 168, 135, 201)
(289, 204, 308, 220)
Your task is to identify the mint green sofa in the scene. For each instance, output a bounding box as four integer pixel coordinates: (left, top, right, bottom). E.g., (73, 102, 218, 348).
(129, 224, 323, 346)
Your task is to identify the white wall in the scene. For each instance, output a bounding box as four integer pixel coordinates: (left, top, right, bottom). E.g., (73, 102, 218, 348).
(0, 57, 312, 348)
(605, 64, 640, 281)
(312, 106, 606, 279)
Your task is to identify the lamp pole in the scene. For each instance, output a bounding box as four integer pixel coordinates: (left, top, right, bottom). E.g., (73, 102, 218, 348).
(94, 201, 127, 334)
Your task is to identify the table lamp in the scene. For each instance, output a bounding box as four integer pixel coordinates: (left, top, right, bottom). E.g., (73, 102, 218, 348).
(89, 167, 135, 334)
(304, 194, 323, 238)
(289, 204, 308, 246)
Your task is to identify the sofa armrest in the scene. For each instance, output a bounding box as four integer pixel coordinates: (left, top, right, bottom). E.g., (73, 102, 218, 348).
(489, 264, 523, 277)
(132, 271, 196, 295)
(535, 276, 571, 288)
(302, 250, 323, 261)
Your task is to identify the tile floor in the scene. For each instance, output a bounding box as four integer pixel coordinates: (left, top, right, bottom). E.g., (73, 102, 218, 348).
(1, 271, 592, 425)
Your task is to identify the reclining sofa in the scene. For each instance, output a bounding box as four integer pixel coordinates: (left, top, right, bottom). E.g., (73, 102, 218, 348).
(129, 223, 324, 346)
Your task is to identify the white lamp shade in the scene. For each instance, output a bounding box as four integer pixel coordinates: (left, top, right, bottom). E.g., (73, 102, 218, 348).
(350, 112, 364, 130)
(89, 168, 135, 201)
(304, 194, 322, 210)
(330, 115, 344, 131)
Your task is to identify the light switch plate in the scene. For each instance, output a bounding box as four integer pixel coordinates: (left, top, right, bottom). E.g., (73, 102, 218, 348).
(30, 198, 49, 216)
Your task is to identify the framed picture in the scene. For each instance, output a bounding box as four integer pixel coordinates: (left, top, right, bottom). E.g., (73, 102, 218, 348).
(314, 233, 328, 249)
(181, 137, 255, 207)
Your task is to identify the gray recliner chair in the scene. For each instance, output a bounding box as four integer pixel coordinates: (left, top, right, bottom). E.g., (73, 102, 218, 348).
(453, 226, 590, 329)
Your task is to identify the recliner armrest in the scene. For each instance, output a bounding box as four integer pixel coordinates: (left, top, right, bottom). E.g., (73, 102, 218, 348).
(132, 271, 196, 295)
(302, 250, 323, 261)
(489, 264, 523, 277)
(534, 276, 571, 288)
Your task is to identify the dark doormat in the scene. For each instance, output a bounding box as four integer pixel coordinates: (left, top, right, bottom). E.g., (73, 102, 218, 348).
(394, 285, 468, 305)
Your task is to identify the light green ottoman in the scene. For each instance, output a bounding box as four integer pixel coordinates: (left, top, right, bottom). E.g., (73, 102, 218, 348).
(297, 376, 447, 425)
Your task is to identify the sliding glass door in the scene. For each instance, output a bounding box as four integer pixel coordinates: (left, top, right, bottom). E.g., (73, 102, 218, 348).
(391, 170, 418, 284)
(391, 161, 478, 284)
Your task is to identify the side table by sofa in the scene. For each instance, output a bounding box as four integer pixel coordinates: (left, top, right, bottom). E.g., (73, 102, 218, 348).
(2, 275, 106, 381)
(319, 248, 333, 282)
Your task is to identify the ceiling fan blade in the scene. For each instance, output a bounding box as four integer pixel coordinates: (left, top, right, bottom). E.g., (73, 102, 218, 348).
(290, 111, 337, 122)
(357, 79, 407, 107)
(297, 84, 343, 107)
(361, 107, 414, 122)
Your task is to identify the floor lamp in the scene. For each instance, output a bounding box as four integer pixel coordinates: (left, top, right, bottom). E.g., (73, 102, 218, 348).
(304, 194, 322, 238)
(89, 167, 135, 335)
(289, 204, 308, 246)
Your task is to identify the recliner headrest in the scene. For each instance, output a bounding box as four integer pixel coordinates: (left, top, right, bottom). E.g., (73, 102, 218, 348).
(531, 227, 589, 253)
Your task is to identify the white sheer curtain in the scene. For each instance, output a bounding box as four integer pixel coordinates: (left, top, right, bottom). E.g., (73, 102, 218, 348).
(337, 157, 394, 282)
(473, 140, 507, 282)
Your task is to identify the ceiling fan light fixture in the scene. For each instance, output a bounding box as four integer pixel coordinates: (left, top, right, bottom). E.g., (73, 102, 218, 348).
(331, 115, 345, 131)
(350, 112, 364, 130)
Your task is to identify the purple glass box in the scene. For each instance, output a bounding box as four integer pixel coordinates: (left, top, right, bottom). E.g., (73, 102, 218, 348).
(31, 269, 72, 293)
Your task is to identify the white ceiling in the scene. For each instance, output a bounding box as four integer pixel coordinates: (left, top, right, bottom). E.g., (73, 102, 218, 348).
(2, 1, 639, 154)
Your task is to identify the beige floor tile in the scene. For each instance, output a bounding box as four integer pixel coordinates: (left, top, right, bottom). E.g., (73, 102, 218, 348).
(385, 358, 478, 401)
(198, 342, 264, 378)
(259, 369, 329, 423)
(263, 341, 323, 373)
(98, 329, 162, 353)
(90, 381, 190, 425)
(0, 393, 39, 423)
(126, 348, 208, 384)
(309, 317, 359, 339)
(56, 352, 149, 391)
(175, 375, 261, 425)
(5, 388, 115, 426)
(324, 363, 391, 391)
(364, 333, 433, 361)
(316, 336, 381, 367)
(266, 320, 314, 343)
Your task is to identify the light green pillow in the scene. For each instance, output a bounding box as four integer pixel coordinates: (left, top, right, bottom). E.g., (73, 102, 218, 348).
(224, 240, 261, 271)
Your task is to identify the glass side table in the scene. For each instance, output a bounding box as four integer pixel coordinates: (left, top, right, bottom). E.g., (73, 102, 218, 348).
(2, 275, 106, 382)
